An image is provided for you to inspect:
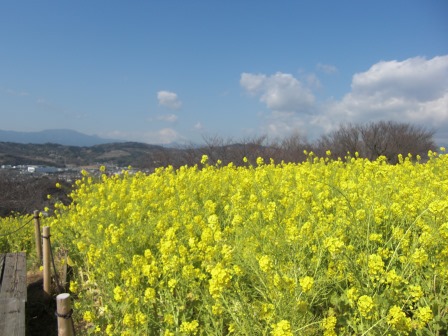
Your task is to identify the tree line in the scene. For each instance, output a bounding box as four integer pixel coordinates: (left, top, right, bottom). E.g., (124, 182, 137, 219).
(145, 120, 436, 168)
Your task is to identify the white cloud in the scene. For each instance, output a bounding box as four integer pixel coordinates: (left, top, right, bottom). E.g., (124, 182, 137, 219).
(194, 122, 204, 130)
(157, 128, 180, 143)
(240, 72, 315, 113)
(317, 63, 338, 74)
(263, 113, 307, 138)
(328, 55, 448, 126)
(306, 73, 322, 90)
(157, 90, 182, 110)
(103, 128, 182, 144)
(3, 88, 29, 96)
(351, 56, 448, 102)
(240, 73, 267, 93)
(241, 56, 448, 144)
(157, 114, 178, 122)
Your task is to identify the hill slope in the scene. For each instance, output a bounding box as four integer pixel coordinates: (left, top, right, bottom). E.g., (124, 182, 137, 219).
(0, 142, 174, 168)
(0, 129, 120, 146)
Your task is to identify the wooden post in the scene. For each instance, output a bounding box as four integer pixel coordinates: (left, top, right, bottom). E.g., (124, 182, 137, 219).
(61, 250, 69, 291)
(33, 210, 43, 262)
(56, 293, 74, 336)
(43, 226, 51, 295)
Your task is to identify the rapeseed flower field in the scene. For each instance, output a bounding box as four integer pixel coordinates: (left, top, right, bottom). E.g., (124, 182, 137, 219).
(1, 150, 447, 335)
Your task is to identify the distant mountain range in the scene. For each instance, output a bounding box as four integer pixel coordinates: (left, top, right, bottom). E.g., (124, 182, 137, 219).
(0, 129, 122, 146)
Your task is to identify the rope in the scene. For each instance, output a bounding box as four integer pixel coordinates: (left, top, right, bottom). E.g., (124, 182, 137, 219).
(0, 217, 33, 237)
(55, 308, 73, 319)
(54, 308, 77, 336)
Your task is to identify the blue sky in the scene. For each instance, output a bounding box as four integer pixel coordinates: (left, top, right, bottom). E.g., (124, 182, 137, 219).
(1, 1, 447, 145)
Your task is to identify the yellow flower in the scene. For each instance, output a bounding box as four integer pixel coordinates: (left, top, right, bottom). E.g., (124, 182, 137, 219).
(260, 303, 275, 321)
(144, 287, 156, 303)
(105, 324, 114, 335)
(439, 222, 448, 239)
(168, 278, 177, 292)
(69, 281, 78, 293)
(385, 269, 403, 286)
(299, 276, 314, 293)
(164, 314, 175, 325)
(368, 233, 382, 242)
(411, 248, 428, 267)
(408, 285, 423, 302)
(321, 309, 337, 336)
(83, 311, 93, 323)
(346, 287, 359, 307)
(212, 303, 223, 316)
(113, 286, 124, 302)
(387, 305, 411, 332)
(209, 263, 232, 299)
(123, 313, 134, 327)
(271, 320, 293, 336)
(413, 306, 433, 329)
(179, 320, 199, 335)
(259, 255, 274, 273)
(135, 311, 148, 325)
(357, 295, 374, 319)
(228, 323, 236, 333)
(33, 145, 448, 334)
(368, 254, 384, 276)
(324, 237, 344, 255)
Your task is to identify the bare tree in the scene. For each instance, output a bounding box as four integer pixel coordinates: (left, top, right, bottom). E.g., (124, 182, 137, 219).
(313, 121, 435, 162)
(360, 121, 435, 163)
(200, 135, 235, 164)
(270, 132, 309, 163)
(314, 123, 363, 159)
(359, 121, 391, 160)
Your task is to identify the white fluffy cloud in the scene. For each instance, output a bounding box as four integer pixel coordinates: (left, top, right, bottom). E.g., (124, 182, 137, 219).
(241, 56, 448, 144)
(104, 128, 181, 144)
(328, 55, 448, 127)
(351, 56, 448, 101)
(157, 90, 182, 110)
(157, 114, 178, 122)
(317, 63, 338, 74)
(240, 72, 315, 113)
(194, 122, 204, 130)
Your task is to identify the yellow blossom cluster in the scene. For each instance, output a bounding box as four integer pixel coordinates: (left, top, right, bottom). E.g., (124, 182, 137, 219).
(15, 149, 444, 334)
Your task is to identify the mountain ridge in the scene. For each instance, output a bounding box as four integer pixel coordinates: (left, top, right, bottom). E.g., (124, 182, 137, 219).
(0, 129, 123, 146)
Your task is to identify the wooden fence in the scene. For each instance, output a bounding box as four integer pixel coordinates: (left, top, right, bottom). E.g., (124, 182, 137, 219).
(1, 210, 75, 336)
(36, 211, 75, 336)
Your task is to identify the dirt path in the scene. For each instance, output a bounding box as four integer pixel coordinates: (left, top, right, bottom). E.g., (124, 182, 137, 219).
(26, 271, 57, 336)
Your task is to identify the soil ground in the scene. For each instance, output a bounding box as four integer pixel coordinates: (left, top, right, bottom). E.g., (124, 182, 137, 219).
(26, 270, 58, 336)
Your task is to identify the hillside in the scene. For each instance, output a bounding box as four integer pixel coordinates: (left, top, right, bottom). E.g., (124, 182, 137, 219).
(0, 142, 177, 168)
